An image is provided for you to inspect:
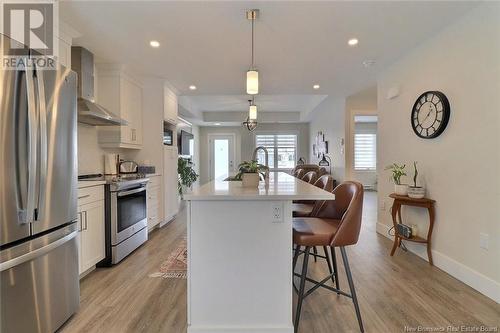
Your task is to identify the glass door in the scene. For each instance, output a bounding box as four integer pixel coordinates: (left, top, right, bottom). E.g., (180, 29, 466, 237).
(209, 135, 235, 181)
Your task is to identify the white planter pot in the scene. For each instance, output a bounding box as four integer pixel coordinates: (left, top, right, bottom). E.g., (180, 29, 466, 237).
(408, 186, 426, 199)
(394, 184, 408, 196)
(242, 173, 260, 188)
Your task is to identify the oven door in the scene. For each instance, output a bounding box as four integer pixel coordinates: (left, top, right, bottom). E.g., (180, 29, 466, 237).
(111, 186, 148, 245)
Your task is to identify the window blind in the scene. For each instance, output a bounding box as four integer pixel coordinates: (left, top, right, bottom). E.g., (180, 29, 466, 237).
(354, 133, 376, 171)
(255, 134, 297, 170)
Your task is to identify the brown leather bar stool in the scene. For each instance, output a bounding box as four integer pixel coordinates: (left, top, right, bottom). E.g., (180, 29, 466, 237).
(295, 168, 306, 179)
(292, 181, 364, 333)
(301, 171, 318, 184)
(292, 175, 335, 262)
(292, 175, 334, 217)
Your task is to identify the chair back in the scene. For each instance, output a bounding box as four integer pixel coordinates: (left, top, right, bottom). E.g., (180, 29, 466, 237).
(292, 164, 320, 176)
(314, 175, 334, 192)
(301, 171, 318, 184)
(314, 181, 364, 247)
(295, 169, 306, 179)
(318, 167, 328, 176)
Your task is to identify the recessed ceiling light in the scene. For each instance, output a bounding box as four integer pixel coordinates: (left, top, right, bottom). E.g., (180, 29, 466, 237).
(149, 40, 160, 48)
(214, 122, 221, 126)
(189, 85, 197, 90)
(363, 59, 376, 68)
(313, 84, 320, 90)
(348, 38, 358, 46)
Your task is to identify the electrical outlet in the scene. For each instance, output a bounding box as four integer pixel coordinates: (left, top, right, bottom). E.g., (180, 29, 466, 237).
(479, 233, 489, 250)
(272, 203, 283, 223)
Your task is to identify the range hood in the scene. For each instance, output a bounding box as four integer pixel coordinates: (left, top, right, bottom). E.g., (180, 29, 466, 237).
(71, 46, 128, 126)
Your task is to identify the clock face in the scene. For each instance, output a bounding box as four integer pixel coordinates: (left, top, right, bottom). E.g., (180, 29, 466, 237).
(411, 91, 450, 139)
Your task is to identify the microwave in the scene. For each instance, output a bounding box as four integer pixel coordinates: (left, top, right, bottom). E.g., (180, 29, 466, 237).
(163, 124, 173, 146)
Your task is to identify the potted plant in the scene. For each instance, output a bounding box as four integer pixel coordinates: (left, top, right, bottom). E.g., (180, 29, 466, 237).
(178, 157, 198, 199)
(236, 160, 268, 188)
(408, 161, 426, 199)
(385, 163, 408, 196)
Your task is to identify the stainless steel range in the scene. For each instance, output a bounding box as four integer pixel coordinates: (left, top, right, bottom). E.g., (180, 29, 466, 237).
(79, 174, 149, 265)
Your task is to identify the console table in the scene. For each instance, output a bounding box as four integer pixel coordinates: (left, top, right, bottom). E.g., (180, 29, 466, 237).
(389, 193, 436, 265)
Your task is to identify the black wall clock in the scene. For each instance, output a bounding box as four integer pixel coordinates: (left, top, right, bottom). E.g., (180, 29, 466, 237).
(411, 91, 450, 139)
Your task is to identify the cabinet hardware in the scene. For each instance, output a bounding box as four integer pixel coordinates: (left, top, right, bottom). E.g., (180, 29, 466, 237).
(83, 210, 88, 230)
(78, 194, 90, 200)
(78, 212, 83, 231)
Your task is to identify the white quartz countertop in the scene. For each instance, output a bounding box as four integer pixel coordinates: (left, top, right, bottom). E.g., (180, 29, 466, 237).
(184, 172, 335, 201)
(78, 180, 106, 189)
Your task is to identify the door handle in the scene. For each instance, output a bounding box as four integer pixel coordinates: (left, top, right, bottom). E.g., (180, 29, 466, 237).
(0, 231, 78, 272)
(117, 186, 146, 197)
(24, 62, 37, 224)
(35, 67, 48, 221)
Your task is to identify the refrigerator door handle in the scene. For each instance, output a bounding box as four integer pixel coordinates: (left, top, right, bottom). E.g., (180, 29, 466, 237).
(35, 67, 48, 221)
(24, 64, 38, 224)
(0, 230, 78, 272)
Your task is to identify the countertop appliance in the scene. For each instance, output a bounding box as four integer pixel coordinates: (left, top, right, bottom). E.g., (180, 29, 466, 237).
(72, 46, 127, 126)
(78, 174, 149, 265)
(0, 34, 79, 332)
(119, 160, 139, 174)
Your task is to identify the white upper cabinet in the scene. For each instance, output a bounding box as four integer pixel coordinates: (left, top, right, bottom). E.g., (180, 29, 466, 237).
(96, 65, 143, 149)
(56, 23, 74, 69)
(57, 37, 71, 68)
(164, 86, 178, 124)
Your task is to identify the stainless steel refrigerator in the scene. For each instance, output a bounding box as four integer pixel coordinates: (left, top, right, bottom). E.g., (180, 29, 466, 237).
(0, 34, 79, 332)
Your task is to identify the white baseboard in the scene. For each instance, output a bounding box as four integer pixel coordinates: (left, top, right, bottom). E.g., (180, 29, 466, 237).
(159, 214, 177, 228)
(188, 326, 293, 333)
(376, 222, 500, 304)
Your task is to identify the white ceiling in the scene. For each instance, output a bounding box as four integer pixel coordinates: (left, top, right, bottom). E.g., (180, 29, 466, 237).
(178, 94, 327, 113)
(61, 1, 478, 121)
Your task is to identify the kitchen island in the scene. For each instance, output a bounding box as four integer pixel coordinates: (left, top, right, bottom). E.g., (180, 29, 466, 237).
(184, 172, 335, 333)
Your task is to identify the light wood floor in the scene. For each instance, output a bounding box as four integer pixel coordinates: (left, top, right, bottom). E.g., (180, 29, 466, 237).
(60, 192, 500, 332)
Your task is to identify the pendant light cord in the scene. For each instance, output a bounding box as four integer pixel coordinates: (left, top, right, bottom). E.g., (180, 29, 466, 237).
(251, 15, 254, 69)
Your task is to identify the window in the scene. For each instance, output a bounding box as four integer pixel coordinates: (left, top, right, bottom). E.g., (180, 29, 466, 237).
(255, 134, 297, 170)
(354, 133, 376, 171)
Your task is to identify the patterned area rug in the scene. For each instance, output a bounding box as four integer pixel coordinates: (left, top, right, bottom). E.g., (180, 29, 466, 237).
(149, 238, 187, 279)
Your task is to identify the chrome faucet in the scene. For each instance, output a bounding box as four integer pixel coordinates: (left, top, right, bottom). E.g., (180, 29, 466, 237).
(252, 146, 270, 182)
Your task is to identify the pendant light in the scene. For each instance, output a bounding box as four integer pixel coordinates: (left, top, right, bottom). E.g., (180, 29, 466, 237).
(243, 99, 258, 131)
(249, 97, 257, 120)
(246, 9, 259, 95)
(318, 154, 332, 174)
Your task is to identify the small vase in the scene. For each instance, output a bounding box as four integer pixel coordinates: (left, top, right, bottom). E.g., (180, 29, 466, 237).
(394, 184, 408, 196)
(408, 186, 425, 199)
(242, 173, 260, 188)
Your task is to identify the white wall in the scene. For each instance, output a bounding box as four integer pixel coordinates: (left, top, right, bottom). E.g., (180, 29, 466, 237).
(309, 96, 346, 182)
(377, 3, 500, 302)
(199, 123, 309, 184)
(77, 124, 117, 174)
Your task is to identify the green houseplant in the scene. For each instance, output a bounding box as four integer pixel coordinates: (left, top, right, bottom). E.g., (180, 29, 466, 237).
(408, 161, 426, 199)
(178, 157, 198, 198)
(385, 163, 408, 196)
(236, 160, 268, 188)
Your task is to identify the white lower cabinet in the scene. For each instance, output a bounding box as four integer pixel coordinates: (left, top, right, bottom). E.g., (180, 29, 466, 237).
(164, 147, 179, 223)
(77, 186, 105, 276)
(147, 175, 163, 231)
